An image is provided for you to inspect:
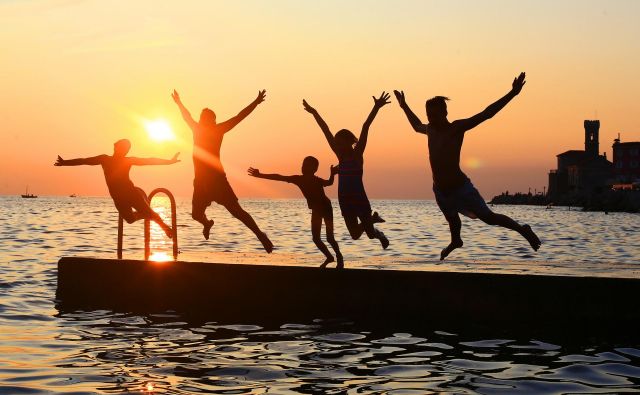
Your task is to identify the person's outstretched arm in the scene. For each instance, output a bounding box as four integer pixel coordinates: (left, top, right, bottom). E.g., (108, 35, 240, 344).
(322, 165, 339, 187)
(355, 91, 390, 155)
(247, 167, 293, 183)
(303, 99, 337, 154)
(129, 153, 180, 166)
(455, 72, 526, 133)
(171, 90, 198, 130)
(394, 90, 427, 134)
(218, 90, 266, 133)
(54, 155, 106, 166)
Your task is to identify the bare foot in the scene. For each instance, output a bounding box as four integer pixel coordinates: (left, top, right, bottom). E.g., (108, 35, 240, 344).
(378, 231, 389, 249)
(372, 211, 386, 223)
(522, 224, 541, 251)
(202, 219, 214, 240)
(336, 254, 344, 269)
(259, 232, 273, 253)
(440, 240, 463, 260)
(320, 256, 334, 268)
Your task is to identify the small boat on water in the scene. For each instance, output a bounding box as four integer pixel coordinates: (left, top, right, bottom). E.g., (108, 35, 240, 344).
(69, 194, 77, 198)
(21, 186, 37, 199)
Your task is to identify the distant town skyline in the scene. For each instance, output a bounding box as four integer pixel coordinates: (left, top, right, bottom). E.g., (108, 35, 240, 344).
(1, 0, 639, 199)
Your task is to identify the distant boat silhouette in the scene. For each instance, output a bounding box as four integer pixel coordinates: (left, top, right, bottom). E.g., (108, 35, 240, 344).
(21, 186, 37, 199)
(69, 193, 77, 198)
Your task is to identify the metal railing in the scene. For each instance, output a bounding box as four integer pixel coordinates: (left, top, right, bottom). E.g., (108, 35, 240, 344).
(117, 188, 178, 261)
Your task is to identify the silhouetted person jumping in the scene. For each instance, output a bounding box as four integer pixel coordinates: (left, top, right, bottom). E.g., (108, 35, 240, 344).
(172, 89, 273, 252)
(303, 93, 389, 250)
(248, 157, 343, 268)
(54, 139, 178, 238)
(394, 73, 541, 260)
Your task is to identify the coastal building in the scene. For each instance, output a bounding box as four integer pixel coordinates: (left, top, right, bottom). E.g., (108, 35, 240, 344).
(612, 134, 640, 187)
(548, 120, 612, 198)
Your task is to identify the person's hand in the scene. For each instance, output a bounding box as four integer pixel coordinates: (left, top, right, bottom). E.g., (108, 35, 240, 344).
(393, 90, 406, 107)
(373, 91, 391, 108)
(171, 89, 181, 103)
(171, 152, 181, 163)
(255, 90, 267, 104)
(302, 99, 316, 114)
(511, 72, 526, 95)
(330, 164, 339, 175)
(54, 155, 65, 166)
(248, 167, 260, 177)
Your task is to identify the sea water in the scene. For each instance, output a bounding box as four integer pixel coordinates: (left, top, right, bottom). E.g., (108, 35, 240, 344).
(1, 196, 639, 393)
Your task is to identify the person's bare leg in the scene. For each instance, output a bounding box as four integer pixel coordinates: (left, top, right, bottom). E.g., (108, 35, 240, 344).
(360, 214, 389, 249)
(344, 215, 365, 240)
(477, 211, 541, 251)
(150, 211, 173, 239)
(441, 213, 463, 260)
(191, 202, 214, 240)
(312, 211, 334, 268)
(225, 201, 273, 253)
(324, 215, 343, 269)
(131, 193, 173, 239)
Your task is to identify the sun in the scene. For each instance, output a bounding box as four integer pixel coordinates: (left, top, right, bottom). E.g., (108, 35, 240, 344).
(144, 119, 175, 142)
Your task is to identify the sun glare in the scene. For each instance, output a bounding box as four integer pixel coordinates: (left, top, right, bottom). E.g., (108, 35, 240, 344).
(144, 119, 175, 142)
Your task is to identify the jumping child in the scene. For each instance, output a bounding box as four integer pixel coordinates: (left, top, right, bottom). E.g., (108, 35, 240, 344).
(54, 139, 178, 238)
(394, 72, 541, 260)
(303, 93, 390, 250)
(248, 157, 343, 268)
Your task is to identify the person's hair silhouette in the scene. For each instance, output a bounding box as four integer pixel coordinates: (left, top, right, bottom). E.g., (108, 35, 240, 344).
(248, 157, 343, 268)
(54, 139, 179, 237)
(172, 89, 273, 252)
(303, 93, 390, 250)
(394, 73, 541, 259)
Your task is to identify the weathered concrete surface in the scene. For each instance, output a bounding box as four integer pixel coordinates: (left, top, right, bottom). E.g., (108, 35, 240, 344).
(57, 257, 640, 334)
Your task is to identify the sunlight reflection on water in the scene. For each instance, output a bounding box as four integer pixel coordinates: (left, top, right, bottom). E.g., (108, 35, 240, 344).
(1, 196, 639, 393)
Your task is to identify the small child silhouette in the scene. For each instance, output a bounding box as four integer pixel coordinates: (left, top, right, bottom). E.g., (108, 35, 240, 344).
(55, 139, 178, 238)
(248, 157, 344, 268)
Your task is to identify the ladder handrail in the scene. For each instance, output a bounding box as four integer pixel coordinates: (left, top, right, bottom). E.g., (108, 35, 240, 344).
(145, 188, 178, 260)
(116, 187, 179, 261)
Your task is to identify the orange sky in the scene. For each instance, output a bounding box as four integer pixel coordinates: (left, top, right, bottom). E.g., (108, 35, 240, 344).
(1, 0, 639, 199)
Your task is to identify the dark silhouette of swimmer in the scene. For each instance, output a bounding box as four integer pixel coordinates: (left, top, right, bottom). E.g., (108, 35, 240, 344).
(394, 72, 541, 260)
(303, 93, 389, 250)
(54, 139, 178, 238)
(172, 89, 273, 252)
(248, 157, 344, 268)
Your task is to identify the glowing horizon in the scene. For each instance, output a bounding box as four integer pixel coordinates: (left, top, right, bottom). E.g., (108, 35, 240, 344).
(1, 0, 639, 199)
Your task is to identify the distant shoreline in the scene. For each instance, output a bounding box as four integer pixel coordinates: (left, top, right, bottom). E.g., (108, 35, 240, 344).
(490, 189, 640, 213)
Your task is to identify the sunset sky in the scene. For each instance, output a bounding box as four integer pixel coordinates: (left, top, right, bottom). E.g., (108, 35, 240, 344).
(1, 0, 639, 199)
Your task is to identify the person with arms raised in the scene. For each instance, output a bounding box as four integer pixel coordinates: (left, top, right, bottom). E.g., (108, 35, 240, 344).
(303, 93, 389, 250)
(172, 89, 273, 253)
(394, 73, 541, 260)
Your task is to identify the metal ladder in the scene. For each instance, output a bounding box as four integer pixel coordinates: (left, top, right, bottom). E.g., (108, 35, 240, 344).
(117, 188, 178, 260)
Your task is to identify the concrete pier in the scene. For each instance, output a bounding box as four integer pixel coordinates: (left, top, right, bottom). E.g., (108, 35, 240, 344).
(57, 257, 640, 334)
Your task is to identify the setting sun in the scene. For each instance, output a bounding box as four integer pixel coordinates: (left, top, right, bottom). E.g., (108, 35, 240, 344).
(144, 119, 175, 142)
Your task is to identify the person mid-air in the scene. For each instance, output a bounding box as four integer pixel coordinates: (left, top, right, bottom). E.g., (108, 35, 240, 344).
(394, 72, 541, 260)
(55, 139, 178, 238)
(248, 157, 343, 268)
(303, 93, 389, 250)
(172, 89, 273, 253)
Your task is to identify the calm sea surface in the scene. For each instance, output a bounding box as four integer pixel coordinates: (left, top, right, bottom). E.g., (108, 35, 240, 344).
(1, 196, 639, 394)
